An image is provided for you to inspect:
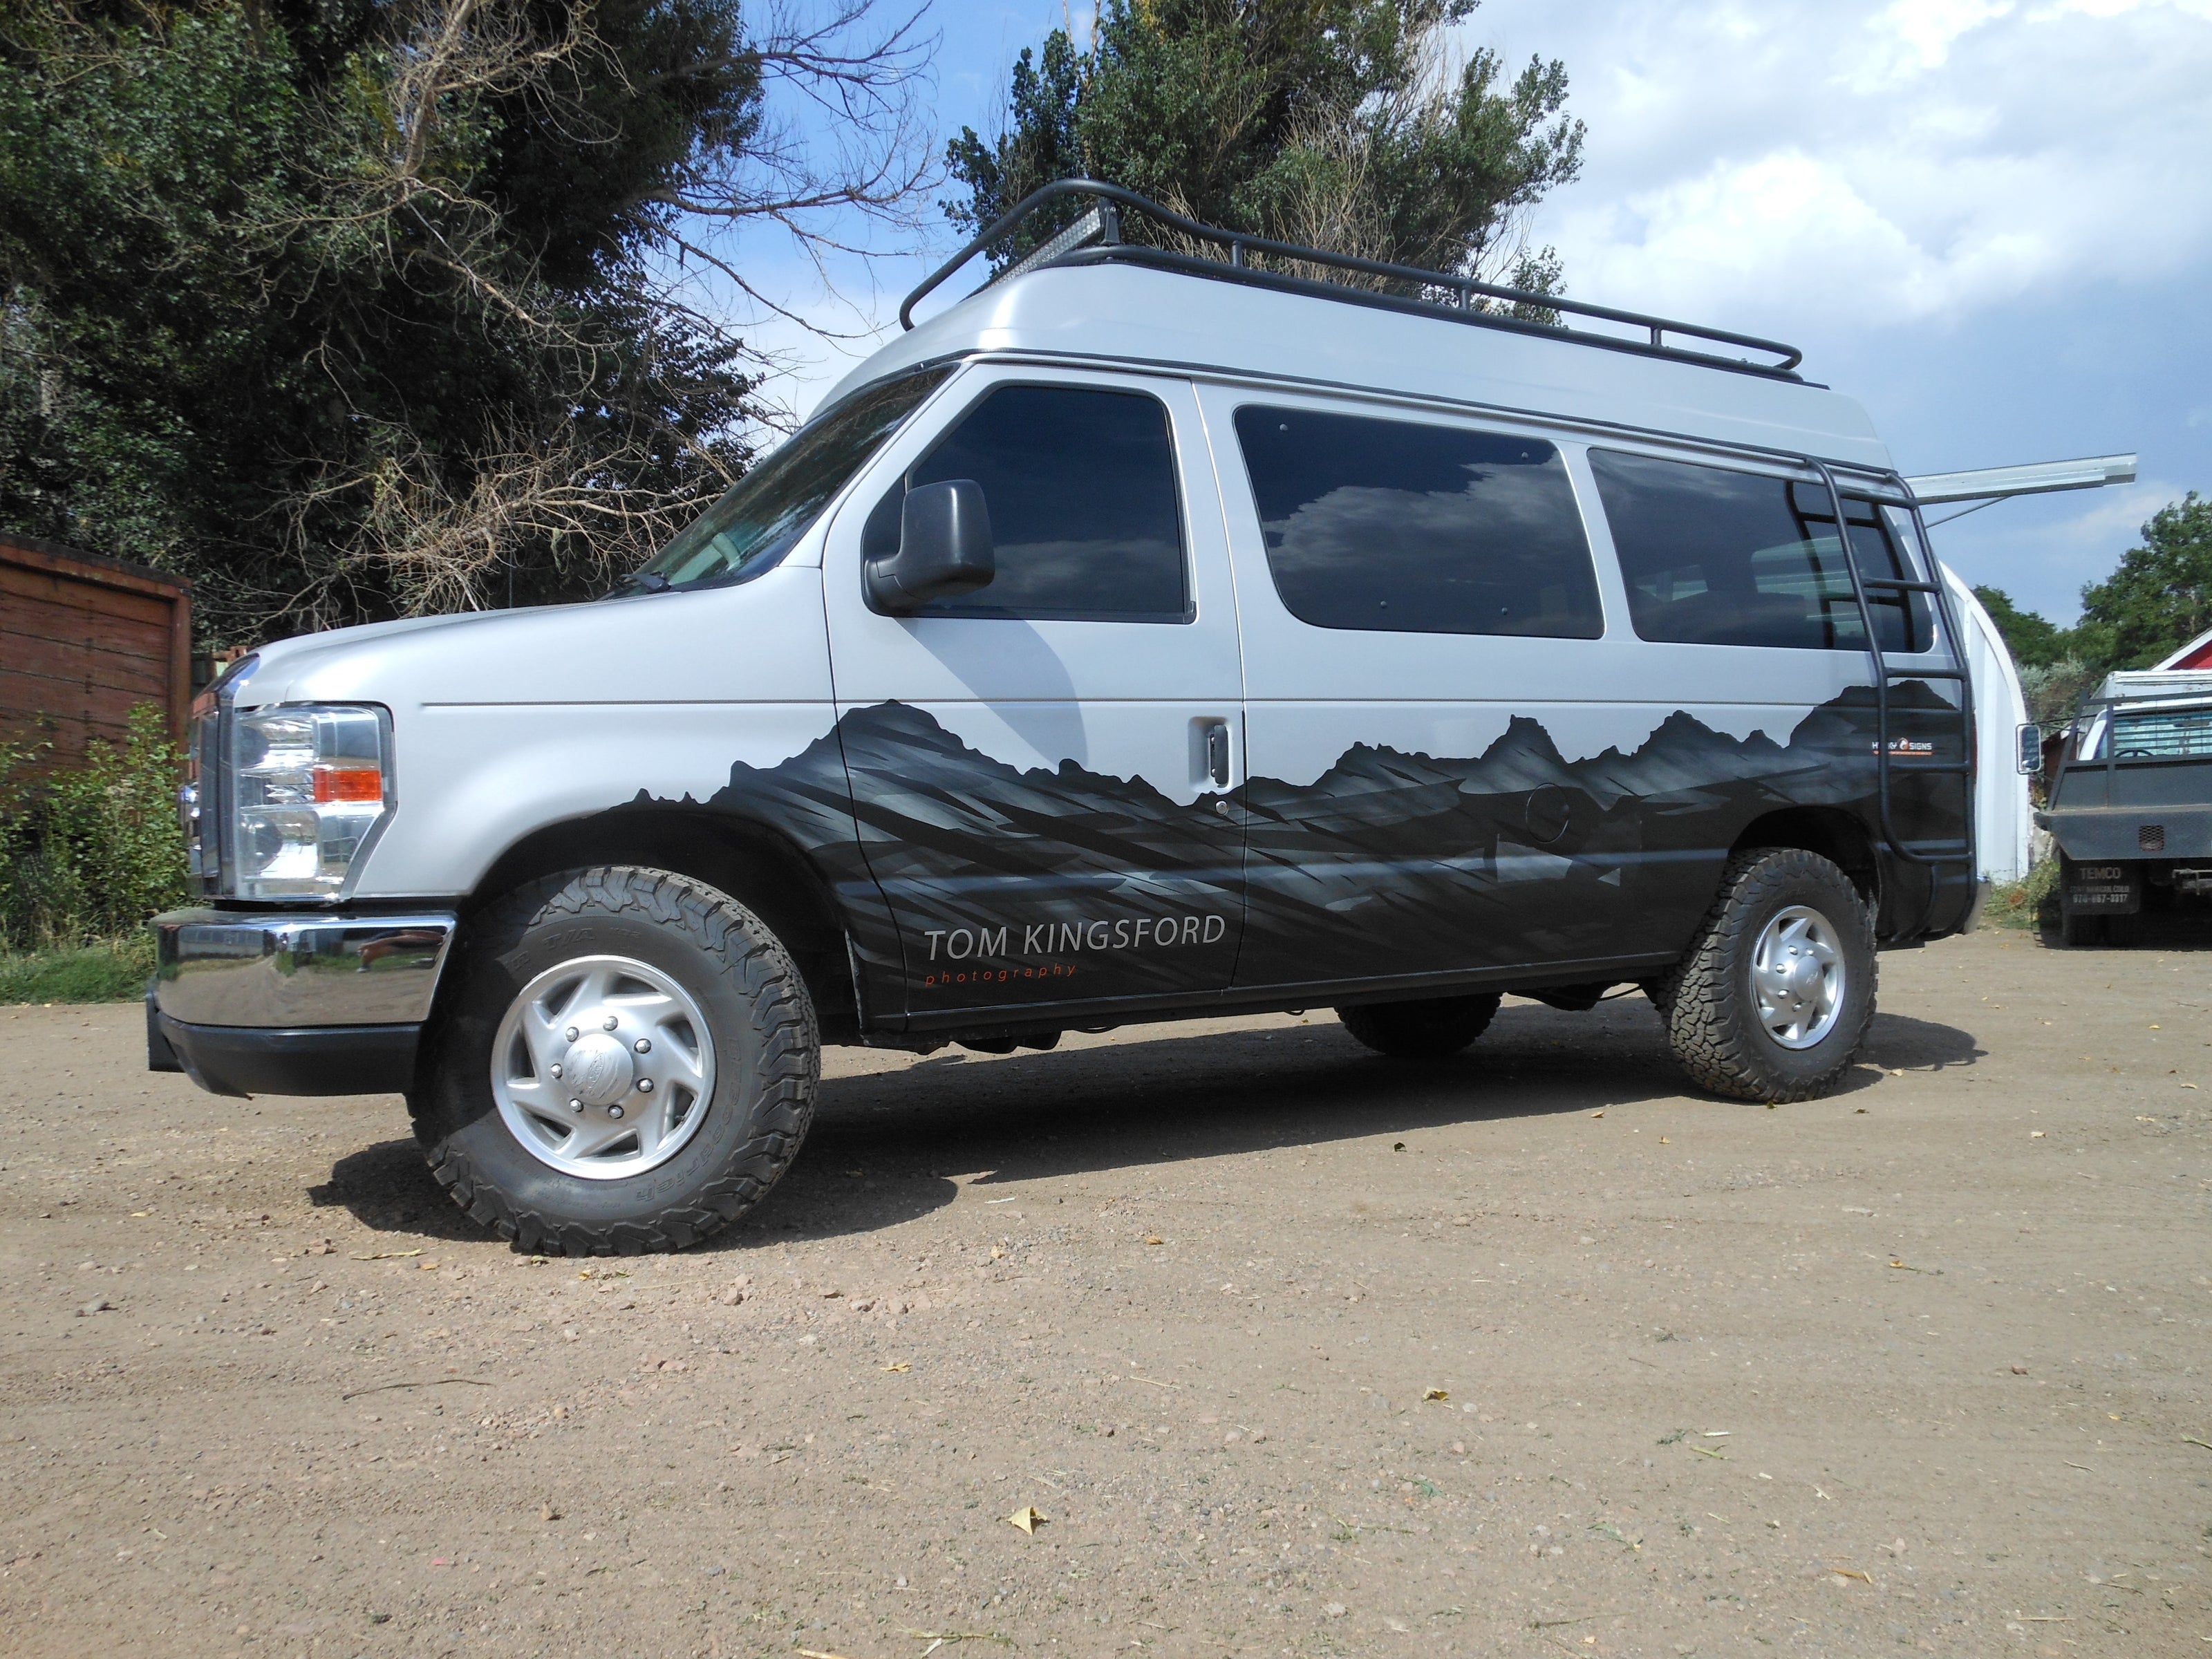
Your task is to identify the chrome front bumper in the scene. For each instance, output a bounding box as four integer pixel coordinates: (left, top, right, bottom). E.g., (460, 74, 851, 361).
(152, 908, 456, 1027)
(149, 908, 456, 1097)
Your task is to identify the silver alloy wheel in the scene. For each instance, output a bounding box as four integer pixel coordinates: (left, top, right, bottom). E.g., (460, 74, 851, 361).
(491, 955, 715, 1180)
(1750, 904, 1846, 1049)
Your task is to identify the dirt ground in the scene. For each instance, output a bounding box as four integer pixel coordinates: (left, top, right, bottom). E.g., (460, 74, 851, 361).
(4, 923, 2211, 1659)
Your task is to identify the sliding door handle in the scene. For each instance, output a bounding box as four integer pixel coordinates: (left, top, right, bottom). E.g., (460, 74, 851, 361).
(1203, 720, 1231, 789)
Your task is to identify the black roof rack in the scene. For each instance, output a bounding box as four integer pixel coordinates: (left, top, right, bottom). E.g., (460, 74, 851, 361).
(900, 180, 1805, 379)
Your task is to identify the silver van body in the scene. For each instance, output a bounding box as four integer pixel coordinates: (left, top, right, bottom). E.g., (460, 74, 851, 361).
(150, 189, 1976, 1249)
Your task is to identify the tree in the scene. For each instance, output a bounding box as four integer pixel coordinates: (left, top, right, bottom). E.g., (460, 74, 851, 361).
(944, 0, 1582, 292)
(0, 0, 935, 641)
(2075, 491, 2212, 671)
(1971, 585, 2070, 669)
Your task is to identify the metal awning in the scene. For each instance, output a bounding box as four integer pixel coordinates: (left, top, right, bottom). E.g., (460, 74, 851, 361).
(1903, 453, 2137, 505)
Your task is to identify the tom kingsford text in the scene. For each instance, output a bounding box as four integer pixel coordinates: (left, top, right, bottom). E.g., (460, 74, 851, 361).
(924, 915, 1230, 961)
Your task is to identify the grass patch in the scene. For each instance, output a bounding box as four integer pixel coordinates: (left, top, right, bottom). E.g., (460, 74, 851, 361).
(0, 934, 156, 1004)
(1983, 859, 2058, 931)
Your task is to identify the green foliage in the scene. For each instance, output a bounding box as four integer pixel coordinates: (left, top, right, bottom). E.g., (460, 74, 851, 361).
(2077, 491, 2212, 671)
(1982, 856, 2057, 932)
(1972, 585, 2069, 668)
(0, 0, 762, 640)
(945, 0, 1583, 288)
(0, 935, 156, 1004)
(0, 705, 189, 953)
(2016, 657, 2102, 731)
(1969, 495, 2211, 723)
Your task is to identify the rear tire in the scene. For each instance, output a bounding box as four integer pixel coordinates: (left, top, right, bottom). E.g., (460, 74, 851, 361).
(410, 866, 820, 1255)
(1335, 993, 1502, 1058)
(1649, 847, 1875, 1104)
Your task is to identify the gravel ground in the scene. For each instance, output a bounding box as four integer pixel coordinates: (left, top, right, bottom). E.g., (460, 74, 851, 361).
(3, 924, 2211, 1659)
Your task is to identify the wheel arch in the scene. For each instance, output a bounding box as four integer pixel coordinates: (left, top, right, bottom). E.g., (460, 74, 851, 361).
(1730, 806, 1881, 906)
(458, 805, 863, 1042)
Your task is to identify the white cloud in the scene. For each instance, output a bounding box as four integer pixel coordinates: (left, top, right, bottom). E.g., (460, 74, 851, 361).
(1927, 474, 2178, 618)
(1470, 0, 2212, 330)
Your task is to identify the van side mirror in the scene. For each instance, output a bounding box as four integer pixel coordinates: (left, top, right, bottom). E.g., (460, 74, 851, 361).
(865, 479, 994, 613)
(2016, 722, 2042, 775)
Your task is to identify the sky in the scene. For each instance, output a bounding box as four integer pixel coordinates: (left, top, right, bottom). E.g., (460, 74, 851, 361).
(725, 0, 2212, 625)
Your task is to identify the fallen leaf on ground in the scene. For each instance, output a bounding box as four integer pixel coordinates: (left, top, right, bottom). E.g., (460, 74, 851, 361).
(1006, 1506, 1044, 1535)
(1423, 1389, 1448, 1401)
(882, 1362, 910, 1373)
(351, 1250, 422, 1261)
(1143, 1236, 1163, 1246)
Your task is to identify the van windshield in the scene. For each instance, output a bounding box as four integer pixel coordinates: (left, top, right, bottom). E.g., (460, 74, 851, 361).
(635, 365, 952, 590)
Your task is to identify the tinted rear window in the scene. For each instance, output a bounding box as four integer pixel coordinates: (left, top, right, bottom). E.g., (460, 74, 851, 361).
(1233, 406, 1602, 638)
(1588, 450, 1927, 652)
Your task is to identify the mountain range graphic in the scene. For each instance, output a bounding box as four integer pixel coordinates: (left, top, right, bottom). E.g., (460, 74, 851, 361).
(618, 684, 1962, 1019)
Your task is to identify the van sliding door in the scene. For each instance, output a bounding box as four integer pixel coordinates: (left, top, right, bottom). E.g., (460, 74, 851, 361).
(1203, 390, 1650, 994)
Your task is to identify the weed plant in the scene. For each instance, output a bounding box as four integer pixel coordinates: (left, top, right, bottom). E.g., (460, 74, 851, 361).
(0, 706, 187, 1000)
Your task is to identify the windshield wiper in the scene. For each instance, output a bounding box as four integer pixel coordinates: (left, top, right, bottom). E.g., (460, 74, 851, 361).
(610, 569, 673, 599)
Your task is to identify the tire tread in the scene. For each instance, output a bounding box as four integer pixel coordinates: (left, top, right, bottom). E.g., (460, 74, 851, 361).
(1649, 847, 1874, 1104)
(415, 865, 819, 1255)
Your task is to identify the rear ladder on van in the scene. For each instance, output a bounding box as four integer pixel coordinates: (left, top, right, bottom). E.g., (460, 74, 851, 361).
(1807, 460, 1978, 924)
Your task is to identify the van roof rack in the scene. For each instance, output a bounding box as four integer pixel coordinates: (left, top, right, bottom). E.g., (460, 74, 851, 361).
(900, 179, 1805, 379)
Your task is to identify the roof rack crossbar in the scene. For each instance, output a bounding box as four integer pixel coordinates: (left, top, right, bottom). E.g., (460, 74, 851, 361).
(900, 180, 1805, 375)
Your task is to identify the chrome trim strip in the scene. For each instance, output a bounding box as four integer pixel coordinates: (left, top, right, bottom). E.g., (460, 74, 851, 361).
(152, 908, 456, 1028)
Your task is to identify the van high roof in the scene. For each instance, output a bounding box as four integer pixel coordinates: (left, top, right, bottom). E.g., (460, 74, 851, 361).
(827, 182, 1893, 478)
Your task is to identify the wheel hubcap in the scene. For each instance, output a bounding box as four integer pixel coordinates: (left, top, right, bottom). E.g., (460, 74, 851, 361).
(491, 955, 715, 1179)
(1750, 904, 1846, 1049)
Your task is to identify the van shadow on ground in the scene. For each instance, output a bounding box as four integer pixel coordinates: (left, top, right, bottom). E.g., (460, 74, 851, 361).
(299, 995, 1982, 1250)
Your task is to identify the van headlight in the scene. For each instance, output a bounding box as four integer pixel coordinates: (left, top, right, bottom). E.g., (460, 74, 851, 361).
(226, 704, 393, 899)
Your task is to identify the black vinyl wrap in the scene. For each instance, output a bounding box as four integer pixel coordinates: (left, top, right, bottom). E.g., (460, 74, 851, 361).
(617, 685, 1965, 1030)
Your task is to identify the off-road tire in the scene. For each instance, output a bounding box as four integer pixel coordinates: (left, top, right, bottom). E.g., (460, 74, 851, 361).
(410, 866, 819, 1255)
(1648, 847, 1875, 1103)
(1335, 993, 1503, 1058)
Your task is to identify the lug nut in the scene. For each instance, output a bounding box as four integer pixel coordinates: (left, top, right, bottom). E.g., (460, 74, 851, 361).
(565, 1026, 579, 1042)
(633, 1038, 651, 1054)
(608, 1105, 625, 1120)
(637, 1078, 654, 1094)
(569, 1098, 583, 1113)
(550, 1062, 563, 1079)
(603, 1016, 619, 1031)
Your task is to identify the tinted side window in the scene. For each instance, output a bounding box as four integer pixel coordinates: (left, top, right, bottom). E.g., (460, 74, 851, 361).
(1233, 406, 1602, 638)
(1589, 451, 1927, 652)
(864, 384, 1189, 621)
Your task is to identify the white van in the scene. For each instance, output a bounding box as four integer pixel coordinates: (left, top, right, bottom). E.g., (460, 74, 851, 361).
(150, 184, 1979, 1255)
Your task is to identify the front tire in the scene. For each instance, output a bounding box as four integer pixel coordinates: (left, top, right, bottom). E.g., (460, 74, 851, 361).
(1335, 993, 1502, 1058)
(411, 867, 820, 1255)
(1650, 848, 1875, 1103)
